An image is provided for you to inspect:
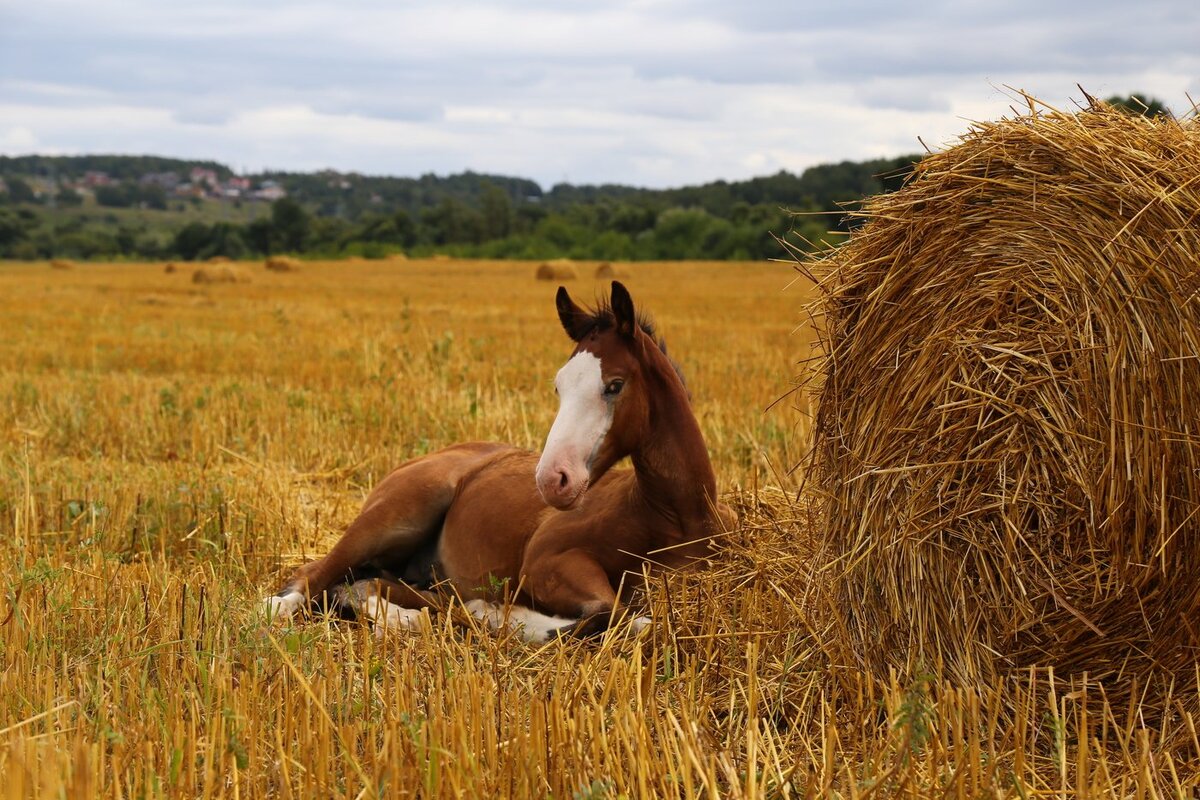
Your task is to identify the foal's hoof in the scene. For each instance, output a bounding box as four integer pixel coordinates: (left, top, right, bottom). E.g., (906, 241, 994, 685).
(363, 596, 427, 639)
(261, 591, 305, 623)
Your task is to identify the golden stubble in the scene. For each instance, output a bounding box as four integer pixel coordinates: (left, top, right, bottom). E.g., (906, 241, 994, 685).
(0, 256, 1193, 797)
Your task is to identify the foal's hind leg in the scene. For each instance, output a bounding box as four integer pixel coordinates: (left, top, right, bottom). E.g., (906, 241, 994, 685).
(263, 443, 510, 621)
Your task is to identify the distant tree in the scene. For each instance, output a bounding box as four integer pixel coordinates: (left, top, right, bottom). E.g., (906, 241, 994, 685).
(0, 207, 30, 250)
(355, 210, 416, 249)
(421, 197, 483, 245)
(96, 183, 134, 208)
(171, 221, 248, 260)
(244, 217, 275, 255)
(390, 210, 417, 248)
(172, 222, 213, 260)
(307, 215, 353, 254)
(57, 229, 119, 259)
(588, 230, 636, 260)
(271, 198, 311, 252)
(56, 187, 84, 207)
(513, 204, 547, 234)
(607, 202, 657, 235)
(140, 184, 167, 210)
(534, 215, 588, 254)
(1106, 93, 1171, 118)
(479, 183, 513, 240)
(115, 226, 137, 254)
(204, 223, 249, 259)
(6, 177, 37, 204)
(651, 208, 726, 259)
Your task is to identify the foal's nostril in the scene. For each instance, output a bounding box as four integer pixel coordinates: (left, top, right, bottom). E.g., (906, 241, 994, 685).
(557, 470, 569, 490)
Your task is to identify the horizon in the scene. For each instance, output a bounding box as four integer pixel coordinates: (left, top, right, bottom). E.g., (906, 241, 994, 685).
(3, 1, 1197, 189)
(1, 150, 926, 193)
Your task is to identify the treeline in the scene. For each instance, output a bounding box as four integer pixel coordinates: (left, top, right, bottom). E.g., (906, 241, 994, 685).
(0, 155, 233, 183)
(0, 155, 921, 261)
(0, 92, 1176, 262)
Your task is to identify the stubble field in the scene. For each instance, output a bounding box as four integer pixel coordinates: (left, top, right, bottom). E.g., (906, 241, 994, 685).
(0, 258, 1194, 797)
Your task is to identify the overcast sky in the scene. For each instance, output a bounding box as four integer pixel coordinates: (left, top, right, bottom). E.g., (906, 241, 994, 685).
(1, 0, 1197, 188)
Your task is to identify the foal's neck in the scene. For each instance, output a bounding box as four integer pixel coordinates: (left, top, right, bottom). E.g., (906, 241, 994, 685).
(630, 349, 722, 544)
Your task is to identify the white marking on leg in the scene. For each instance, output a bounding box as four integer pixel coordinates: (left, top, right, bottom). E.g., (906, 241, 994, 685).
(631, 616, 653, 635)
(466, 599, 577, 643)
(363, 596, 426, 638)
(262, 590, 305, 621)
(466, 599, 507, 631)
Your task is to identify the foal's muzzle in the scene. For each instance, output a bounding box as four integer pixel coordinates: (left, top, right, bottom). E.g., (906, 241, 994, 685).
(535, 460, 589, 509)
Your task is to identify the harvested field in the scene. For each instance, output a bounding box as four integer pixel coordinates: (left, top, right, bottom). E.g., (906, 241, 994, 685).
(0, 256, 1195, 796)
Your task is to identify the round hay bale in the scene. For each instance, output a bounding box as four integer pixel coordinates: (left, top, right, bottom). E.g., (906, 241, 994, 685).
(164, 262, 177, 274)
(806, 100, 1200, 701)
(594, 262, 618, 280)
(192, 264, 251, 285)
(49, 259, 74, 270)
(265, 255, 301, 272)
(536, 259, 578, 281)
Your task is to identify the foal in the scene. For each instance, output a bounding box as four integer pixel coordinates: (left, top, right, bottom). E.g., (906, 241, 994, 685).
(264, 281, 733, 640)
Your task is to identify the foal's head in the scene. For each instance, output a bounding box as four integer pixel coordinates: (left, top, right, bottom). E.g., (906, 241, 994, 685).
(536, 281, 681, 509)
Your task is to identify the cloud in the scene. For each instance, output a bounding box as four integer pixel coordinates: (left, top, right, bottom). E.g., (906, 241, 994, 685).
(1, 0, 1197, 187)
(0, 126, 39, 150)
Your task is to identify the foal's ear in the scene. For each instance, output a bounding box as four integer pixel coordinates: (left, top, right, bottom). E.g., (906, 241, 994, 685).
(556, 286, 591, 342)
(610, 281, 636, 340)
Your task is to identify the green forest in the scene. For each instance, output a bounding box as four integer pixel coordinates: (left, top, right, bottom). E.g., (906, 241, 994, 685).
(0, 154, 921, 262)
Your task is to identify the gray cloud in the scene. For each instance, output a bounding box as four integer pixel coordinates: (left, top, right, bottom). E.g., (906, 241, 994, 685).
(1, 0, 1197, 187)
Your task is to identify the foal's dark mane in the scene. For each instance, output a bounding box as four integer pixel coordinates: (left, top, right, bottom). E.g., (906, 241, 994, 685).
(581, 296, 688, 392)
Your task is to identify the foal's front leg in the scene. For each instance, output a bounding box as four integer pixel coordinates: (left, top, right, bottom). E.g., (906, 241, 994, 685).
(521, 548, 649, 638)
(465, 600, 579, 643)
(340, 577, 440, 638)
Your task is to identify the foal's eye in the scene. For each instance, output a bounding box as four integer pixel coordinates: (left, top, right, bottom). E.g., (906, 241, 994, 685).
(604, 379, 625, 397)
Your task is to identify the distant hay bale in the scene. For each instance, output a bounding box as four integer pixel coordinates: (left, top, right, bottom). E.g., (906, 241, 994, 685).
(387, 252, 408, 262)
(164, 262, 177, 274)
(192, 264, 251, 285)
(265, 255, 301, 272)
(594, 262, 620, 280)
(536, 259, 578, 281)
(49, 259, 74, 270)
(207, 255, 232, 264)
(805, 99, 1200, 703)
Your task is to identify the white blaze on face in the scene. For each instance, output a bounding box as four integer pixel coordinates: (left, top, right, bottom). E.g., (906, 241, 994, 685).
(536, 352, 612, 508)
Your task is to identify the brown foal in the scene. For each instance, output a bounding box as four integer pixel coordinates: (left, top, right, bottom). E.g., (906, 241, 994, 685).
(264, 281, 733, 641)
